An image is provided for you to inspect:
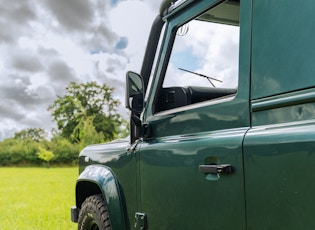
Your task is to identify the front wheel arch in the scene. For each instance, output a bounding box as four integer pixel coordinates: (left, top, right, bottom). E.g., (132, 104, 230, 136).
(76, 181, 102, 209)
(76, 165, 127, 230)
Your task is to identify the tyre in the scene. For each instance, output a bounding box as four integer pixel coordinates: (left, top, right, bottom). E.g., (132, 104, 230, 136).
(78, 194, 111, 230)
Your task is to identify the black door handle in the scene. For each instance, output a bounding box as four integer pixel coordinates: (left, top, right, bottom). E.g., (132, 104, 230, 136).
(199, 164, 233, 174)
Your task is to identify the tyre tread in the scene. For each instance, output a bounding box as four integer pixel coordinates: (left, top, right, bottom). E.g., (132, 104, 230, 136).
(78, 194, 111, 230)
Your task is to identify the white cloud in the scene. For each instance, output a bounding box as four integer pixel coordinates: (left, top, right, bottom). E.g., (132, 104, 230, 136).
(0, 0, 240, 141)
(164, 19, 239, 89)
(0, 0, 158, 140)
(109, 1, 156, 71)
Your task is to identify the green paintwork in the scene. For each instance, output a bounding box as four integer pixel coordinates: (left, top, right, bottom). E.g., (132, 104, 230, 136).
(74, 0, 315, 229)
(77, 139, 136, 229)
(251, 0, 315, 99)
(252, 88, 315, 126)
(252, 88, 315, 113)
(138, 2, 250, 227)
(77, 165, 126, 230)
(245, 1, 315, 228)
(244, 122, 315, 229)
(138, 128, 248, 229)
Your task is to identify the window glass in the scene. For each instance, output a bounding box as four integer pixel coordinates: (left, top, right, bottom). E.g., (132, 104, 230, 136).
(156, 0, 240, 113)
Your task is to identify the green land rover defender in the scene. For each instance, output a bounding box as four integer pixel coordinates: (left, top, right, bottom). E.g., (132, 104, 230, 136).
(71, 0, 315, 229)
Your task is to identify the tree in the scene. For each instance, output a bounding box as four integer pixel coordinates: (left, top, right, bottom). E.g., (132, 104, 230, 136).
(14, 128, 47, 142)
(37, 146, 54, 168)
(48, 81, 124, 143)
(70, 99, 106, 150)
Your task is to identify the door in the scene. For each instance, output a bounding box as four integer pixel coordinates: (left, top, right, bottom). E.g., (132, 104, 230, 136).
(244, 0, 315, 229)
(138, 0, 252, 229)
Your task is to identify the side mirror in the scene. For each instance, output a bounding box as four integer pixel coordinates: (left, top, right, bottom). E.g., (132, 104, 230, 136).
(126, 71, 144, 113)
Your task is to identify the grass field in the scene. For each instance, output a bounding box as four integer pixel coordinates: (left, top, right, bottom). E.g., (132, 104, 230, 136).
(0, 167, 78, 230)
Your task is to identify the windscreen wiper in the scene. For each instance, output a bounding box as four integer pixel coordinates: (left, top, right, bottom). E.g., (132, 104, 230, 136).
(179, 68, 222, 87)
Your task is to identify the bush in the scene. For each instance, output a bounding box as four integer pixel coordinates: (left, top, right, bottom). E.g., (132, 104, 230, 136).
(0, 136, 79, 166)
(0, 138, 42, 166)
(49, 136, 79, 165)
(38, 146, 54, 168)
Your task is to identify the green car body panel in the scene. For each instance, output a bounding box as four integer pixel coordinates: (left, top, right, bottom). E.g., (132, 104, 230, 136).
(76, 139, 133, 229)
(72, 0, 315, 229)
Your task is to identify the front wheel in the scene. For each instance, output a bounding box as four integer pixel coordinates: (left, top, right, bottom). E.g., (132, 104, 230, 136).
(78, 194, 111, 230)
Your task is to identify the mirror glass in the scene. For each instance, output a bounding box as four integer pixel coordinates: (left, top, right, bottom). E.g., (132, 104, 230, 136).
(126, 71, 144, 113)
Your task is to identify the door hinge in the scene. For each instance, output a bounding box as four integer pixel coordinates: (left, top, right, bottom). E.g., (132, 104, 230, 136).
(126, 139, 140, 152)
(134, 212, 148, 230)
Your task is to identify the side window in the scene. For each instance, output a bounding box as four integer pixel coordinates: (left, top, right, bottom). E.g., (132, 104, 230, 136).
(155, 0, 240, 113)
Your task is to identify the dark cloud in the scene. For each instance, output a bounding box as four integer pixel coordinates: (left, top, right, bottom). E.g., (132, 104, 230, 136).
(0, 0, 157, 140)
(0, 1, 36, 23)
(0, 74, 56, 138)
(82, 25, 118, 53)
(0, 75, 41, 110)
(35, 85, 55, 102)
(48, 60, 77, 83)
(0, 1, 36, 43)
(0, 99, 27, 121)
(43, 0, 93, 31)
(45, 60, 80, 97)
(11, 55, 44, 73)
(41, 0, 119, 54)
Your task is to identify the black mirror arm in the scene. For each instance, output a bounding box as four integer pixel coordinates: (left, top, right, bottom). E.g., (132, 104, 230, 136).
(131, 113, 141, 126)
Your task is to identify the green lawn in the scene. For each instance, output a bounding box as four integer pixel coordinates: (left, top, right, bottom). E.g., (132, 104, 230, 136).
(0, 167, 78, 230)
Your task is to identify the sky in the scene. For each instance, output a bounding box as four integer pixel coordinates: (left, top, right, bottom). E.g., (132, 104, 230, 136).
(0, 0, 240, 141)
(164, 20, 239, 88)
(0, 0, 161, 140)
